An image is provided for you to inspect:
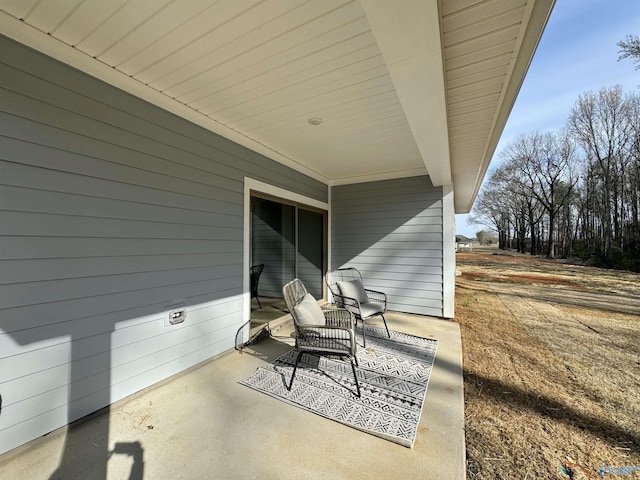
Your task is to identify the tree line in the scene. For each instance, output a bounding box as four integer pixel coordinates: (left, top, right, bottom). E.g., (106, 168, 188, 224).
(469, 85, 640, 272)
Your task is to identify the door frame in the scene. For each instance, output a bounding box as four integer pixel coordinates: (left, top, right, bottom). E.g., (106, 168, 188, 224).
(243, 177, 330, 330)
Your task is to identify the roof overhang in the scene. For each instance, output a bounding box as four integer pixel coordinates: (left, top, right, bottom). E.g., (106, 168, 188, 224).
(0, 0, 554, 212)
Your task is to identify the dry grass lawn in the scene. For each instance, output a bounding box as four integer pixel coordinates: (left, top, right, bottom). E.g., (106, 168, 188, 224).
(456, 248, 640, 479)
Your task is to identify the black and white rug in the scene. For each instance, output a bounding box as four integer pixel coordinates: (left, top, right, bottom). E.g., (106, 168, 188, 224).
(240, 326, 438, 448)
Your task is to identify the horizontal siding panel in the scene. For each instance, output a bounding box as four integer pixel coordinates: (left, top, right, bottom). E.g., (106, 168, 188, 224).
(335, 231, 443, 242)
(356, 266, 443, 278)
(331, 190, 443, 205)
(365, 279, 444, 293)
(111, 315, 240, 382)
(332, 241, 443, 251)
(1, 277, 241, 336)
(108, 321, 239, 405)
(389, 296, 443, 309)
(391, 304, 443, 317)
(0, 265, 240, 310)
(334, 202, 442, 214)
(1, 363, 70, 412)
(0, 211, 241, 240)
(333, 224, 444, 238)
(332, 223, 443, 236)
(0, 253, 241, 285)
(0, 402, 71, 455)
(334, 255, 442, 266)
(0, 130, 243, 206)
(0, 163, 243, 220)
(0, 236, 241, 260)
(332, 200, 442, 214)
(0, 74, 238, 187)
(332, 176, 435, 194)
(332, 212, 443, 225)
(0, 387, 70, 445)
(0, 125, 240, 206)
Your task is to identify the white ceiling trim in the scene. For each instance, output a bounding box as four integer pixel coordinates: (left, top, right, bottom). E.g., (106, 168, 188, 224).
(0, 10, 331, 186)
(360, 0, 451, 187)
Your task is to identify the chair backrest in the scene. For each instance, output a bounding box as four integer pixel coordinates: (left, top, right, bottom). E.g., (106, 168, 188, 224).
(250, 264, 264, 294)
(326, 268, 363, 298)
(282, 278, 308, 318)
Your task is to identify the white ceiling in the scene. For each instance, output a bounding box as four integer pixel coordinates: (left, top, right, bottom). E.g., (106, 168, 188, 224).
(0, 0, 554, 212)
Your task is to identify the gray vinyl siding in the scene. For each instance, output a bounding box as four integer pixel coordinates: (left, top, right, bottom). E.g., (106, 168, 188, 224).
(0, 35, 326, 455)
(331, 176, 444, 317)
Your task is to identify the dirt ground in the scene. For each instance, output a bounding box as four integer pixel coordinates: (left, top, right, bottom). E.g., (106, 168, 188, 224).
(456, 247, 640, 479)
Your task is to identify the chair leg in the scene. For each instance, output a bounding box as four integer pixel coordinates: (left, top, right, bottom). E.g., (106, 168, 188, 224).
(288, 350, 304, 391)
(349, 356, 361, 397)
(380, 313, 390, 338)
(256, 295, 262, 310)
(360, 318, 366, 347)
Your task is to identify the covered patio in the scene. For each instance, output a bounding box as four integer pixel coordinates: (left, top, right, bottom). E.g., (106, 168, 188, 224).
(0, 0, 553, 474)
(0, 313, 464, 479)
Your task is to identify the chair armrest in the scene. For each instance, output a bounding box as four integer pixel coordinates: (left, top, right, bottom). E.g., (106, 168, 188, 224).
(329, 292, 361, 312)
(322, 307, 355, 329)
(365, 289, 387, 306)
(296, 324, 356, 352)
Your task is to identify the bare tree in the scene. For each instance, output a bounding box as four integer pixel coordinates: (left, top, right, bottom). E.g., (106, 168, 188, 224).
(470, 87, 640, 271)
(569, 86, 632, 256)
(618, 34, 640, 70)
(624, 92, 640, 252)
(468, 184, 511, 250)
(499, 131, 578, 258)
(476, 230, 496, 245)
(492, 161, 535, 253)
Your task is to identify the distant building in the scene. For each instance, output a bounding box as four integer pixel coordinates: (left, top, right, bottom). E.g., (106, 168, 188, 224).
(456, 235, 476, 252)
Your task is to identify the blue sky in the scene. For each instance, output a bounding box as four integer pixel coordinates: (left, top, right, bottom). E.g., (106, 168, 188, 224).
(455, 0, 640, 237)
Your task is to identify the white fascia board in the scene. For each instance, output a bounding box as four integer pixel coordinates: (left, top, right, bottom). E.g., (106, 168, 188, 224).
(0, 11, 329, 186)
(361, 0, 451, 187)
(442, 184, 456, 318)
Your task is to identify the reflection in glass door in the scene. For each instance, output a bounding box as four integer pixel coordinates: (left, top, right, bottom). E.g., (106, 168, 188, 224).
(251, 197, 295, 300)
(297, 209, 324, 298)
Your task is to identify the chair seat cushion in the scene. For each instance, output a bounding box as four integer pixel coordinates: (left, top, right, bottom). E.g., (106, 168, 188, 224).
(293, 293, 326, 326)
(359, 301, 385, 318)
(336, 280, 369, 303)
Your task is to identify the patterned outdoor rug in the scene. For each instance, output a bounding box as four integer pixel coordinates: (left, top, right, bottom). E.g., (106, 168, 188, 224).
(240, 326, 438, 448)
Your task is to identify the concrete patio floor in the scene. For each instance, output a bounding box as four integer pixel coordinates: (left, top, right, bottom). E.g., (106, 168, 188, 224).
(0, 313, 465, 480)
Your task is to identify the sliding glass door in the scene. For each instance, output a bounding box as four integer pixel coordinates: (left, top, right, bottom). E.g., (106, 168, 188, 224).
(250, 195, 326, 318)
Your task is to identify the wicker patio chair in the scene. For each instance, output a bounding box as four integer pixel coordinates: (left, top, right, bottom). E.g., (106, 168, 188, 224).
(250, 264, 264, 309)
(326, 268, 390, 347)
(282, 278, 360, 397)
